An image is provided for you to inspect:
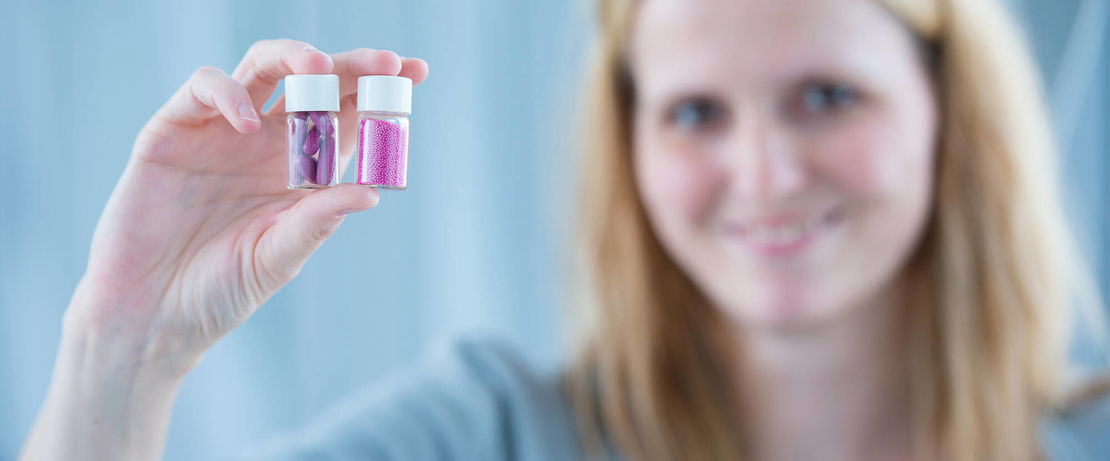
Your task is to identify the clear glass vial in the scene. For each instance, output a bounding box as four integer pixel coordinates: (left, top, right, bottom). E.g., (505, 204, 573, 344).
(355, 76, 412, 190)
(284, 74, 340, 189)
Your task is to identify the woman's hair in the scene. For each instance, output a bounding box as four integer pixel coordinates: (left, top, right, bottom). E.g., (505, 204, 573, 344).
(567, 0, 1107, 460)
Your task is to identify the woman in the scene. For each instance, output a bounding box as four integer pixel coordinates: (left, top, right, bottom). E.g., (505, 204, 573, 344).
(19, 0, 1110, 460)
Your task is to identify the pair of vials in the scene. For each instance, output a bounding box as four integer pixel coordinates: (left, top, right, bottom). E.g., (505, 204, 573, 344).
(284, 74, 412, 190)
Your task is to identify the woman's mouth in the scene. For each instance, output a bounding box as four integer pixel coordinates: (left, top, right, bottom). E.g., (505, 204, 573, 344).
(724, 207, 845, 257)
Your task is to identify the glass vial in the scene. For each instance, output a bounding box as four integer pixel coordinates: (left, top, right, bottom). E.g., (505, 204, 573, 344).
(284, 74, 340, 189)
(355, 76, 412, 189)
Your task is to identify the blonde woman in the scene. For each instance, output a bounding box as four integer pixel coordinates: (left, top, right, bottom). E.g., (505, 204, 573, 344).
(19, 0, 1110, 460)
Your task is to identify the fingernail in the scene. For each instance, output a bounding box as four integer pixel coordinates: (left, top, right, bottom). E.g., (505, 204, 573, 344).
(238, 102, 259, 122)
(305, 46, 319, 53)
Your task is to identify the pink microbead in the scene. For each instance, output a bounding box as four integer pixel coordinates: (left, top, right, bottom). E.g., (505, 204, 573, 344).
(356, 118, 408, 188)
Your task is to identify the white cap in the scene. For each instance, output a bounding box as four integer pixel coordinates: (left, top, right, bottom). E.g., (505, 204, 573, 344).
(284, 74, 339, 112)
(357, 75, 412, 114)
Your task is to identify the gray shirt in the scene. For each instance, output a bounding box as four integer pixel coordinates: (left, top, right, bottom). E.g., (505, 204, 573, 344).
(227, 338, 1110, 461)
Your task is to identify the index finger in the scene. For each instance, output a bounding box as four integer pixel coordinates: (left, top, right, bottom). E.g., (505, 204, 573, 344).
(331, 48, 430, 99)
(231, 39, 335, 111)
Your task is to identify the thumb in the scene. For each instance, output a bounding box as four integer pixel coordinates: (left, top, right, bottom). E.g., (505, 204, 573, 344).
(256, 184, 380, 285)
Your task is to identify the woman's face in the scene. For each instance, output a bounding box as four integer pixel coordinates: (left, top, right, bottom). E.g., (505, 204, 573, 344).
(630, 0, 938, 330)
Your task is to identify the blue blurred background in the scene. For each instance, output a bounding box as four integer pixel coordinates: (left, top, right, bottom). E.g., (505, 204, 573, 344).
(0, 1, 1105, 460)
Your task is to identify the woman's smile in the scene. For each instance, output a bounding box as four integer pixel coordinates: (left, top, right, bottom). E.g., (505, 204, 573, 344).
(722, 205, 846, 258)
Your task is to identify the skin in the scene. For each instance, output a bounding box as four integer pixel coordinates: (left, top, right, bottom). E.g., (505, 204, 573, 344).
(20, 0, 938, 458)
(630, 0, 937, 460)
(19, 40, 428, 461)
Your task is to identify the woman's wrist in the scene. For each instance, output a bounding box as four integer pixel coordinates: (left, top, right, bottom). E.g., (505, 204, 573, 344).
(20, 299, 197, 461)
(59, 305, 200, 388)
(64, 275, 203, 379)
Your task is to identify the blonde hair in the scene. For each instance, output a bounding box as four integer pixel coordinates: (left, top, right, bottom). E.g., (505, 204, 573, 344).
(567, 0, 1107, 460)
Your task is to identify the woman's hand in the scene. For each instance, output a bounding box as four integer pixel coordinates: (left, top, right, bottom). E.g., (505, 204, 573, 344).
(76, 40, 427, 363)
(19, 40, 428, 461)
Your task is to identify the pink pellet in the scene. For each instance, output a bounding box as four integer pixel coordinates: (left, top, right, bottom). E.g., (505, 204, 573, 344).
(356, 118, 408, 188)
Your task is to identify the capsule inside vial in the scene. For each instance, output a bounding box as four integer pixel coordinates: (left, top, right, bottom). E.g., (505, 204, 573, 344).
(284, 74, 340, 189)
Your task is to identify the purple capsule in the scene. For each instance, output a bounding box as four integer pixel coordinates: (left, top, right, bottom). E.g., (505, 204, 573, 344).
(289, 152, 307, 184)
(289, 163, 303, 185)
(320, 113, 335, 136)
(290, 116, 307, 148)
(303, 126, 320, 156)
(296, 154, 318, 185)
(316, 136, 336, 185)
(288, 116, 309, 186)
(309, 111, 334, 136)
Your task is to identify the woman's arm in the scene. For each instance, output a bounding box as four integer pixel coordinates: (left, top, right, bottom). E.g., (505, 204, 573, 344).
(18, 40, 429, 461)
(20, 291, 195, 461)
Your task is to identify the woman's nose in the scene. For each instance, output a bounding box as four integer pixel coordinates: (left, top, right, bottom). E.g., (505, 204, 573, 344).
(725, 114, 809, 201)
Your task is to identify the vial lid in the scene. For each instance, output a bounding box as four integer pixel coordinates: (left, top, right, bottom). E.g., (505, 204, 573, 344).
(284, 74, 340, 112)
(357, 75, 412, 114)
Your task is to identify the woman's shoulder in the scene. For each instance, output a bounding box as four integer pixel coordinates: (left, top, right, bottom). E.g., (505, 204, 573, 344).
(1041, 375, 1110, 461)
(421, 334, 564, 390)
(416, 334, 578, 426)
(228, 335, 581, 461)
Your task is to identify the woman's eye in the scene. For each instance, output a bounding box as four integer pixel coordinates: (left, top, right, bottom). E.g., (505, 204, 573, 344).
(799, 82, 859, 114)
(667, 98, 727, 131)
